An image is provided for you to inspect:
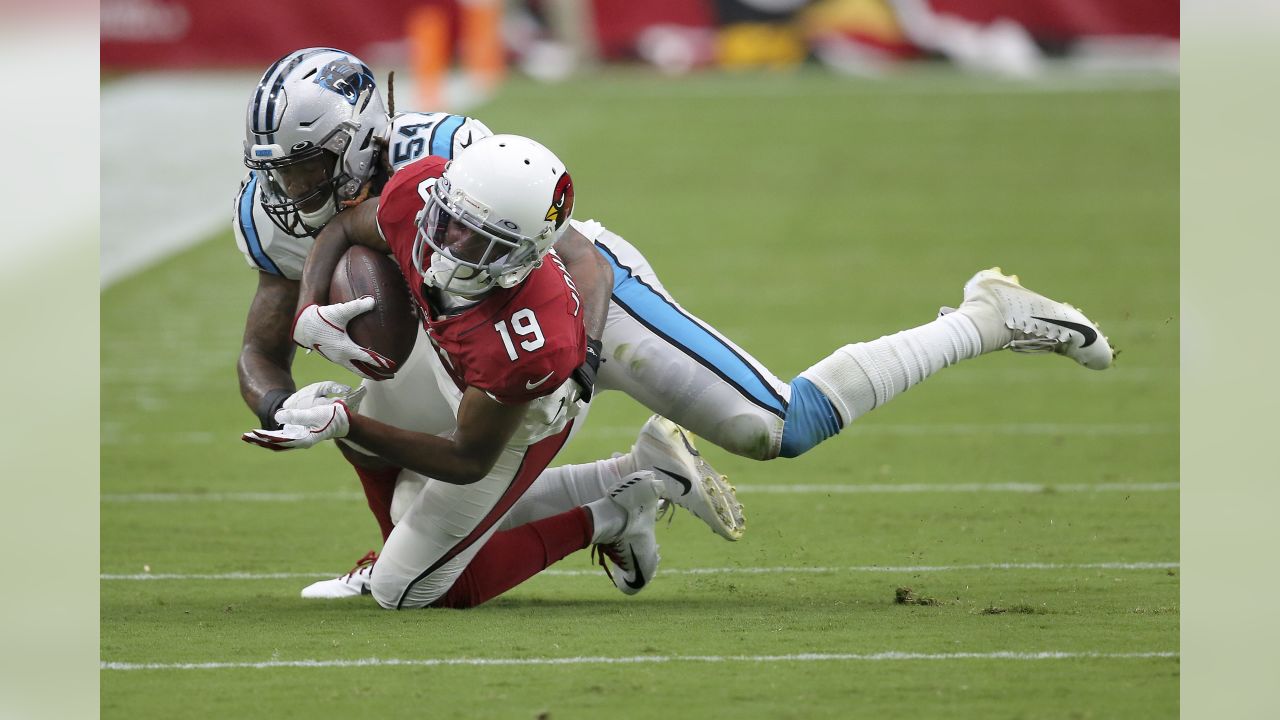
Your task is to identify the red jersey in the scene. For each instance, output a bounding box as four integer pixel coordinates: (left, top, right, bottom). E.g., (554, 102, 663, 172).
(376, 156, 586, 405)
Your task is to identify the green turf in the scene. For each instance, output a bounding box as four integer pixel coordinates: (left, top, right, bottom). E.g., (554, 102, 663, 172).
(101, 69, 1178, 718)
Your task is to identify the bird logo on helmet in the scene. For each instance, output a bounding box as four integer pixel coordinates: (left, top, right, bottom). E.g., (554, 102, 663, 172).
(544, 172, 574, 229)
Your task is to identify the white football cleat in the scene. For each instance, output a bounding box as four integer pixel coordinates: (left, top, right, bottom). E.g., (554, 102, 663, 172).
(631, 415, 744, 541)
(594, 471, 663, 596)
(300, 550, 376, 599)
(949, 267, 1114, 370)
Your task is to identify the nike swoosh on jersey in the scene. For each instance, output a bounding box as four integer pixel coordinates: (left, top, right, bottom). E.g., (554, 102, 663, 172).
(525, 372, 555, 390)
(1031, 316, 1098, 348)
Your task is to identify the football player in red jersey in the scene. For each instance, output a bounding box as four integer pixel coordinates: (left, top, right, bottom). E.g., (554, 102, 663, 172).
(234, 50, 745, 599)
(246, 136, 690, 608)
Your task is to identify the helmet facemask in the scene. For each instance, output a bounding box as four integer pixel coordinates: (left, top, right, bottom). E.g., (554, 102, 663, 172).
(243, 48, 389, 238)
(247, 124, 360, 237)
(412, 178, 547, 298)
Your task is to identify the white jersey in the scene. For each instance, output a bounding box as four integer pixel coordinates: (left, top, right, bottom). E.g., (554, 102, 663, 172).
(232, 111, 494, 280)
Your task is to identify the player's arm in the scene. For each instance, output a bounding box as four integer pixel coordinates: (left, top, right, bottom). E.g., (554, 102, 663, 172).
(237, 271, 300, 429)
(297, 199, 387, 309)
(343, 387, 527, 485)
(555, 226, 611, 398)
(555, 226, 610, 341)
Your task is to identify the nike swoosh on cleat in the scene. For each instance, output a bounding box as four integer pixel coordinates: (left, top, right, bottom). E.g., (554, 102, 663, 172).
(653, 467, 692, 496)
(624, 545, 646, 590)
(525, 371, 555, 390)
(1031, 316, 1098, 348)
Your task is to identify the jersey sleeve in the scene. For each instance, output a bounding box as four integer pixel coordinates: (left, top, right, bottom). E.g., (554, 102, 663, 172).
(460, 266, 587, 405)
(375, 156, 448, 264)
(231, 173, 309, 280)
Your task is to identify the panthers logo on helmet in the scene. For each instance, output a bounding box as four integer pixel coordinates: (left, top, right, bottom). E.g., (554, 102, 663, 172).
(314, 59, 374, 105)
(544, 172, 574, 229)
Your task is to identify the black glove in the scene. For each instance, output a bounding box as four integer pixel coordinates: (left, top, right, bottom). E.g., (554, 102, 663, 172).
(255, 388, 294, 431)
(571, 338, 604, 402)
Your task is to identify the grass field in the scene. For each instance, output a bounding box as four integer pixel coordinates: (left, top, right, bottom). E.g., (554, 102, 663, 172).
(101, 69, 1178, 718)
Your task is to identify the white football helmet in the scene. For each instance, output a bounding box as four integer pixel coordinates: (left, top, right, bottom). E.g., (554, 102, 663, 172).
(244, 48, 389, 237)
(413, 134, 575, 297)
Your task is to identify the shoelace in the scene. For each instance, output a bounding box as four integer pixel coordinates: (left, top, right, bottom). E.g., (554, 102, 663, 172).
(590, 542, 632, 585)
(654, 499, 678, 527)
(341, 550, 378, 581)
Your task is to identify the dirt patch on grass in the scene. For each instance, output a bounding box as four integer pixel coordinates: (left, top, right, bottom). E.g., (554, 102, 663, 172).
(894, 587, 941, 606)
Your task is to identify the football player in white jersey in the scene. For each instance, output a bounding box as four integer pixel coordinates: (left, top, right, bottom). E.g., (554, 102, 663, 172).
(233, 48, 744, 599)
(236, 47, 1116, 597)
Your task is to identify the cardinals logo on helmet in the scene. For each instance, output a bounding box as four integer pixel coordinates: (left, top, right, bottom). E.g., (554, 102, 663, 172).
(544, 172, 574, 229)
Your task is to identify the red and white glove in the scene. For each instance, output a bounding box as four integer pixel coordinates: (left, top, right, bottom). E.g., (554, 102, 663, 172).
(242, 385, 353, 452)
(292, 297, 395, 380)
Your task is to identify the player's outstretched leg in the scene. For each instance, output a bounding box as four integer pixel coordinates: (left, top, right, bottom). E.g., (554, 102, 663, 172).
(587, 471, 663, 595)
(632, 415, 745, 541)
(787, 267, 1114, 456)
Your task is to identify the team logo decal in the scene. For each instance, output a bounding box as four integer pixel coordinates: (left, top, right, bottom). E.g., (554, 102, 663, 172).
(314, 59, 374, 105)
(544, 172, 574, 229)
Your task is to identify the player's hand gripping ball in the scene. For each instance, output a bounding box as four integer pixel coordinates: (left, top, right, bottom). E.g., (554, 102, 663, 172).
(325, 245, 419, 378)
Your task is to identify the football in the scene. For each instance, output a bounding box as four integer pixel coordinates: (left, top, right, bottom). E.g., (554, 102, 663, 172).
(329, 245, 418, 379)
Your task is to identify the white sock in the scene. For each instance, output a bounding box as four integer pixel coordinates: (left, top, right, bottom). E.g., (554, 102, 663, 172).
(799, 312, 983, 423)
(497, 455, 631, 531)
(584, 496, 627, 543)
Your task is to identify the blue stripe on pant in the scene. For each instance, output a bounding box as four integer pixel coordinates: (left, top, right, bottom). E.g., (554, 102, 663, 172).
(595, 242, 788, 420)
(595, 241, 843, 459)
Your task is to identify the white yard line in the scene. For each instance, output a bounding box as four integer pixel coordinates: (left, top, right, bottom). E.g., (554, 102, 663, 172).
(101, 650, 1179, 671)
(738, 482, 1179, 494)
(101, 491, 364, 503)
(101, 561, 1178, 582)
(577, 423, 1176, 440)
(98, 421, 1178, 447)
(100, 482, 1177, 503)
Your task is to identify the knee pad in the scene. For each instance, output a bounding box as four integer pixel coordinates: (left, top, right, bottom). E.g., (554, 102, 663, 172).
(705, 412, 780, 461)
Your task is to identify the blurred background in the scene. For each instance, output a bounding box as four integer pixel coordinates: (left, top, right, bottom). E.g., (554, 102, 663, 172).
(100, 0, 1178, 288)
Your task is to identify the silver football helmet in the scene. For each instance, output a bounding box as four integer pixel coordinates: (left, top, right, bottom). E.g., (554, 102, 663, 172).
(412, 135, 575, 297)
(243, 48, 389, 237)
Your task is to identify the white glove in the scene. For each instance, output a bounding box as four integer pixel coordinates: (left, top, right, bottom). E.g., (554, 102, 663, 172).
(292, 297, 396, 380)
(242, 399, 352, 452)
(281, 380, 352, 411)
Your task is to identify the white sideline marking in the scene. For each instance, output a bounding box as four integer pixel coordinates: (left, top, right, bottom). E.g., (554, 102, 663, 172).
(100, 482, 1177, 503)
(100, 561, 1178, 582)
(739, 482, 1180, 494)
(101, 491, 364, 503)
(101, 650, 1179, 671)
(98, 420, 1177, 447)
(583, 423, 1176, 439)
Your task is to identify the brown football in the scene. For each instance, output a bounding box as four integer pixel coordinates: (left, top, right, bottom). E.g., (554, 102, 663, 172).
(329, 246, 417, 379)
